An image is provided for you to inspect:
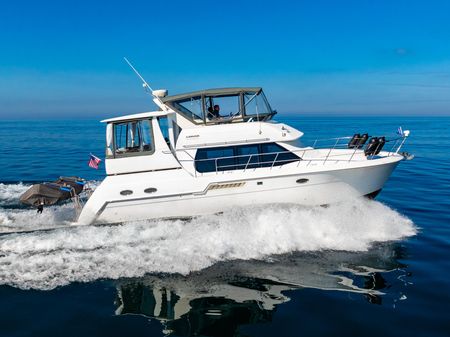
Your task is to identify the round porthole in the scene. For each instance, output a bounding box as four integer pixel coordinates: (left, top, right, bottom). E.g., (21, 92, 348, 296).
(144, 187, 157, 194)
(120, 190, 133, 196)
(296, 178, 309, 184)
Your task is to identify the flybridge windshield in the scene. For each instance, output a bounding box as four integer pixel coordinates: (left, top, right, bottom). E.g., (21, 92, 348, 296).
(167, 89, 275, 124)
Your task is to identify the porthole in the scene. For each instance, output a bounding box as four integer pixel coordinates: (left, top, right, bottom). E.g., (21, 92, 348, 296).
(144, 187, 157, 194)
(120, 190, 133, 196)
(296, 178, 309, 184)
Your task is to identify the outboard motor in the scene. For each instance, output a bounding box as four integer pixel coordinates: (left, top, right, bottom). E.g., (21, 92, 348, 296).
(348, 133, 369, 149)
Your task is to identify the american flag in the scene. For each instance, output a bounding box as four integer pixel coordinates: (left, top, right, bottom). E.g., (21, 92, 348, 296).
(88, 153, 102, 169)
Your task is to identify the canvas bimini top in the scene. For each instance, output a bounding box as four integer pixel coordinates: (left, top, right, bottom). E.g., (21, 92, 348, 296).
(161, 87, 263, 103)
(161, 87, 277, 125)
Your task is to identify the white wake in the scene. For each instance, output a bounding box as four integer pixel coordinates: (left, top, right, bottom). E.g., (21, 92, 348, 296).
(0, 197, 416, 290)
(0, 183, 30, 206)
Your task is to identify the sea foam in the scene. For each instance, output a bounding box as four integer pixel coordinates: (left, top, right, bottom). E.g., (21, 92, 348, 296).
(0, 183, 30, 206)
(0, 197, 416, 290)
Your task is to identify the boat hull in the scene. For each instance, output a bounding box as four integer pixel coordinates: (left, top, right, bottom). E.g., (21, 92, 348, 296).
(77, 156, 401, 225)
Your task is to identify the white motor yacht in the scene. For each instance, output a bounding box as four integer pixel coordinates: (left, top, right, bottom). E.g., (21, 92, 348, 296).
(73, 83, 411, 225)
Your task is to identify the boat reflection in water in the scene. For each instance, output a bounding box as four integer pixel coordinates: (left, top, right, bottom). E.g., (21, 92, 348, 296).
(114, 243, 409, 336)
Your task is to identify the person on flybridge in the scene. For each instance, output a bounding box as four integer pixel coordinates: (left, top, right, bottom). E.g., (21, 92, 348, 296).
(213, 105, 221, 117)
(207, 104, 221, 119)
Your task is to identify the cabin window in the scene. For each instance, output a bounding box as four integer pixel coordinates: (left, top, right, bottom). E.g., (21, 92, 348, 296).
(157, 116, 170, 146)
(195, 143, 300, 173)
(113, 119, 154, 158)
(235, 144, 260, 169)
(106, 123, 114, 157)
(195, 146, 235, 172)
(260, 143, 298, 166)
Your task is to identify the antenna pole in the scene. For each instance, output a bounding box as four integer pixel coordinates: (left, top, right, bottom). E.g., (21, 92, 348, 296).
(123, 57, 154, 92)
(123, 57, 167, 109)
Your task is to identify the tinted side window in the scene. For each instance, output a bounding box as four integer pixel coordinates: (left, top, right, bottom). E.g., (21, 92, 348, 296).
(195, 147, 235, 173)
(260, 143, 299, 167)
(157, 116, 170, 145)
(194, 143, 299, 173)
(236, 145, 260, 169)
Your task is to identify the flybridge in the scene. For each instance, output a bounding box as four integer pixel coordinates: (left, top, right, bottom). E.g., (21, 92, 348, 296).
(161, 87, 277, 125)
(103, 88, 277, 127)
(123, 58, 277, 126)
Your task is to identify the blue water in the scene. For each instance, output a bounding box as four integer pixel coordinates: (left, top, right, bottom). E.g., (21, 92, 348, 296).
(0, 116, 449, 337)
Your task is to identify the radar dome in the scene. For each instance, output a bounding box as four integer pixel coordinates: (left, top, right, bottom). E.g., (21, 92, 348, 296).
(153, 89, 168, 98)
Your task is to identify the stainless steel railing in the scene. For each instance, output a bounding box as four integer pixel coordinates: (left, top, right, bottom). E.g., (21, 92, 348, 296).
(166, 134, 409, 176)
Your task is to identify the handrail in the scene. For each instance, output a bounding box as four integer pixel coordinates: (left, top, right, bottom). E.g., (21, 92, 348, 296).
(162, 134, 410, 175)
(175, 147, 365, 175)
(243, 154, 253, 172)
(271, 152, 280, 168)
(312, 136, 353, 148)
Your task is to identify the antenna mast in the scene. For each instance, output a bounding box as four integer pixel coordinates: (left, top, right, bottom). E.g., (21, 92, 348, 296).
(123, 57, 167, 110)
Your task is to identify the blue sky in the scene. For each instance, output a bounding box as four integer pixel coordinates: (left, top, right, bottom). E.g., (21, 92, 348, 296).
(1, 0, 450, 118)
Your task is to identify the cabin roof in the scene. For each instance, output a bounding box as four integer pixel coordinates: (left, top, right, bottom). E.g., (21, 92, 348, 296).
(161, 87, 262, 103)
(101, 110, 171, 123)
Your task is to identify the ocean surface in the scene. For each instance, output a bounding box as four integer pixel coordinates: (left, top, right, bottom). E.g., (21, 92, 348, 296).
(0, 116, 449, 337)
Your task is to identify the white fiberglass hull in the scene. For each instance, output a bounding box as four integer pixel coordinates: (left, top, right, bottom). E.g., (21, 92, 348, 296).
(77, 153, 402, 225)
